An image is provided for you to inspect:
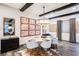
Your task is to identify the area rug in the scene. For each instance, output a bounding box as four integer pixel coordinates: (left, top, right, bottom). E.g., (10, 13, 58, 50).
(1, 48, 61, 56)
(17, 48, 60, 56)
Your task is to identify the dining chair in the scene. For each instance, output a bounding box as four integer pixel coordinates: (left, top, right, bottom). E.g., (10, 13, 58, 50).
(40, 40, 51, 51)
(51, 37, 58, 49)
(26, 39, 38, 49)
(52, 37, 58, 44)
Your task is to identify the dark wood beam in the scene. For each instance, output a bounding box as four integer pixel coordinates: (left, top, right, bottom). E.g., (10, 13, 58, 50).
(39, 3, 79, 17)
(49, 11, 79, 19)
(20, 3, 34, 12)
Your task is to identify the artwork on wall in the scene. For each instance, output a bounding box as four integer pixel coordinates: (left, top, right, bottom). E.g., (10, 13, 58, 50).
(29, 25, 35, 30)
(3, 17, 15, 36)
(29, 19, 35, 24)
(21, 24, 28, 30)
(29, 31, 35, 35)
(21, 31, 28, 37)
(36, 25, 41, 30)
(21, 17, 28, 24)
(20, 17, 29, 37)
(36, 31, 40, 35)
(20, 17, 41, 37)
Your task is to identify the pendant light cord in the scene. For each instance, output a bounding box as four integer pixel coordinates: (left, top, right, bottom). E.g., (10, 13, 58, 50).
(43, 6, 45, 19)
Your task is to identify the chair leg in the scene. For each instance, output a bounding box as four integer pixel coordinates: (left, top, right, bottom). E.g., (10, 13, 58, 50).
(52, 44, 58, 49)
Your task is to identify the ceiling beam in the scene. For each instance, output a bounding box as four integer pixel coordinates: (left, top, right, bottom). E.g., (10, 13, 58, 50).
(20, 3, 34, 12)
(39, 3, 79, 17)
(48, 11, 79, 19)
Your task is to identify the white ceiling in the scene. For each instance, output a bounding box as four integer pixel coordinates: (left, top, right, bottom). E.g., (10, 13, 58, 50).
(1, 3, 70, 19)
(2, 3, 69, 12)
(34, 3, 69, 13)
(22, 3, 69, 18)
(2, 3, 25, 9)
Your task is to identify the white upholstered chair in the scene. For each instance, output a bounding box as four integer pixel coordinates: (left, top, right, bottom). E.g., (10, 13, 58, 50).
(26, 39, 38, 49)
(51, 37, 58, 49)
(40, 40, 51, 50)
(52, 37, 58, 45)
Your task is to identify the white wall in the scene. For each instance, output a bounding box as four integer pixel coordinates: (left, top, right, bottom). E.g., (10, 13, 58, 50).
(0, 17, 1, 50)
(0, 4, 40, 45)
(0, 4, 21, 44)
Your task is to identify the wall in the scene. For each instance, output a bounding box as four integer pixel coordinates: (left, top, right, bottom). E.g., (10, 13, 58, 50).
(49, 22, 57, 37)
(0, 4, 40, 45)
(0, 17, 1, 50)
(49, 24, 57, 32)
(0, 4, 20, 44)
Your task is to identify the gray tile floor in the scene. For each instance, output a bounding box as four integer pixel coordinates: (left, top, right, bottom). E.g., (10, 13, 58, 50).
(58, 41, 79, 56)
(1, 41, 79, 56)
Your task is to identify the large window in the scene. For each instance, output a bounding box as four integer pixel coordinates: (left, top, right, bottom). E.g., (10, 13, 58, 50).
(20, 17, 41, 37)
(61, 20, 70, 41)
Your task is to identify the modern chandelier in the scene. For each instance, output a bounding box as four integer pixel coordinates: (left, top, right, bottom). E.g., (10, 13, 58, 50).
(38, 6, 50, 25)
